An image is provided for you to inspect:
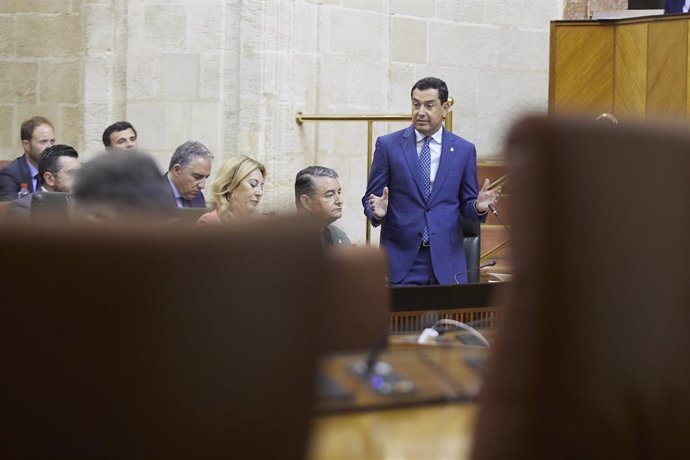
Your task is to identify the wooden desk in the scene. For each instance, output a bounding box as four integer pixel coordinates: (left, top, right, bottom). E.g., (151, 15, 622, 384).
(308, 403, 477, 460)
(309, 344, 485, 460)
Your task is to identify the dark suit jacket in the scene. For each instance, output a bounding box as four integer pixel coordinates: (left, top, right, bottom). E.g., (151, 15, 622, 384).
(362, 125, 485, 285)
(163, 173, 206, 208)
(666, 0, 686, 12)
(0, 156, 35, 201)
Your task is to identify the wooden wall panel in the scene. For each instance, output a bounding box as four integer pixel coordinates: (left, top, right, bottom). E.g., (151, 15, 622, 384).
(614, 23, 648, 118)
(647, 19, 688, 117)
(552, 25, 615, 115)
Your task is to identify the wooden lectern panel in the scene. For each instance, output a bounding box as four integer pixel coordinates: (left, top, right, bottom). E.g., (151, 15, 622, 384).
(647, 19, 688, 117)
(551, 15, 690, 120)
(614, 23, 648, 118)
(550, 24, 614, 114)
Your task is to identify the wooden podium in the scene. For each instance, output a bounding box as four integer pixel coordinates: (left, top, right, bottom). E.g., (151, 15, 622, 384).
(549, 14, 690, 119)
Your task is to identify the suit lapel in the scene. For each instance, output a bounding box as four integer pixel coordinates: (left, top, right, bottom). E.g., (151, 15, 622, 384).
(428, 128, 455, 204)
(401, 126, 426, 199)
(17, 157, 34, 192)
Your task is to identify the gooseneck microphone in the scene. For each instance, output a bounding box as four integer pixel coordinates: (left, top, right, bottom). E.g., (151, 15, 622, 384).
(488, 203, 511, 236)
(454, 260, 496, 284)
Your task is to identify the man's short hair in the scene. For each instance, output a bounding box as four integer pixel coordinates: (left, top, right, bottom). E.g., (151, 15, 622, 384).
(38, 144, 79, 181)
(102, 121, 137, 147)
(74, 151, 171, 213)
(21, 116, 54, 142)
(294, 166, 339, 209)
(410, 77, 449, 104)
(167, 141, 214, 171)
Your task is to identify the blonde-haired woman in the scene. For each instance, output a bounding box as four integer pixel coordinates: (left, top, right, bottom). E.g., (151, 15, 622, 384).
(197, 155, 266, 224)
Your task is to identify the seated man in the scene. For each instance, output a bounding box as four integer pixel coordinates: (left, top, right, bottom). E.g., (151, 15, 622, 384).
(102, 121, 138, 150)
(73, 151, 172, 222)
(0, 116, 55, 200)
(295, 166, 351, 246)
(165, 141, 213, 208)
(8, 144, 81, 219)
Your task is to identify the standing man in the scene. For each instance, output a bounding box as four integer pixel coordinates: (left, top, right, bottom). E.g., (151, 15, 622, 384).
(102, 121, 138, 150)
(295, 166, 351, 246)
(0, 116, 56, 201)
(665, 0, 689, 13)
(8, 144, 81, 218)
(363, 77, 499, 285)
(165, 141, 213, 208)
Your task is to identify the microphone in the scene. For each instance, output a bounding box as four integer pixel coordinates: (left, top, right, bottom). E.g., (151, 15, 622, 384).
(488, 203, 511, 236)
(454, 260, 496, 284)
(350, 333, 416, 395)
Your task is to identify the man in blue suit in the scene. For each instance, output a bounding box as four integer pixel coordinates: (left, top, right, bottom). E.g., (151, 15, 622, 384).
(363, 77, 499, 285)
(0, 116, 55, 201)
(665, 0, 689, 13)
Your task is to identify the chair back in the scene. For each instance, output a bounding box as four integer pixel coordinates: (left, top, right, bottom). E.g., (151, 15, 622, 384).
(0, 218, 325, 460)
(462, 218, 481, 282)
(473, 115, 690, 459)
(319, 246, 390, 352)
(30, 191, 71, 221)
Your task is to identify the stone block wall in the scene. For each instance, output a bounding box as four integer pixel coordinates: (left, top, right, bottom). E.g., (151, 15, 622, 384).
(0, 0, 83, 156)
(2, 0, 633, 243)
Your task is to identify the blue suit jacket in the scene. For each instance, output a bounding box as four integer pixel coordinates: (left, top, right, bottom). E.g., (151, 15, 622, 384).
(665, 0, 685, 13)
(362, 126, 484, 285)
(0, 156, 35, 201)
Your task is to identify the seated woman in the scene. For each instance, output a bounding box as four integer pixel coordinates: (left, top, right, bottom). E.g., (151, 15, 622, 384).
(197, 155, 266, 224)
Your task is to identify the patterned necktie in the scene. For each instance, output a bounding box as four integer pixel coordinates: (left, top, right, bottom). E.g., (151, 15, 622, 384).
(419, 136, 432, 244)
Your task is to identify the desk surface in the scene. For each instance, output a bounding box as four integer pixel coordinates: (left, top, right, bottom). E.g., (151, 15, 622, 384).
(308, 403, 477, 460)
(308, 343, 485, 460)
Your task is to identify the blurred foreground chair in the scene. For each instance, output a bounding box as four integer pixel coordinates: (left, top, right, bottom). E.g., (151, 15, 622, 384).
(320, 246, 390, 352)
(473, 116, 690, 459)
(0, 218, 326, 460)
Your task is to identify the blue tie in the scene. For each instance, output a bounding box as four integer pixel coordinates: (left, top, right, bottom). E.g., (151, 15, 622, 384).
(420, 136, 432, 244)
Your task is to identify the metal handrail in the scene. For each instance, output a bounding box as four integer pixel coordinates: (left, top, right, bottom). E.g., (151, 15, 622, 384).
(488, 173, 508, 190)
(480, 238, 510, 261)
(296, 113, 413, 124)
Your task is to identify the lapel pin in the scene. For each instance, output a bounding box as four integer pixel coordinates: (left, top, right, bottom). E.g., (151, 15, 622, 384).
(450, 147, 455, 152)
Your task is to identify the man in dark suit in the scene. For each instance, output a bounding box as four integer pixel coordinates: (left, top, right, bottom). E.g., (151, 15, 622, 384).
(665, 0, 689, 13)
(102, 121, 138, 151)
(363, 77, 499, 285)
(165, 141, 213, 208)
(295, 166, 351, 247)
(0, 116, 55, 201)
(8, 144, 81, 219)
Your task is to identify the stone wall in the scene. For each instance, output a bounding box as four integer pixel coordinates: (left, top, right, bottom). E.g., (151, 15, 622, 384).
(0, 0, 575, 243)
(0, 0, 83, 155)
(564, 0, 627, 19)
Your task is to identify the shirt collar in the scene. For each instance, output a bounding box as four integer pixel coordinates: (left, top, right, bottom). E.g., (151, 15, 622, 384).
(414, 126, 443, 145)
